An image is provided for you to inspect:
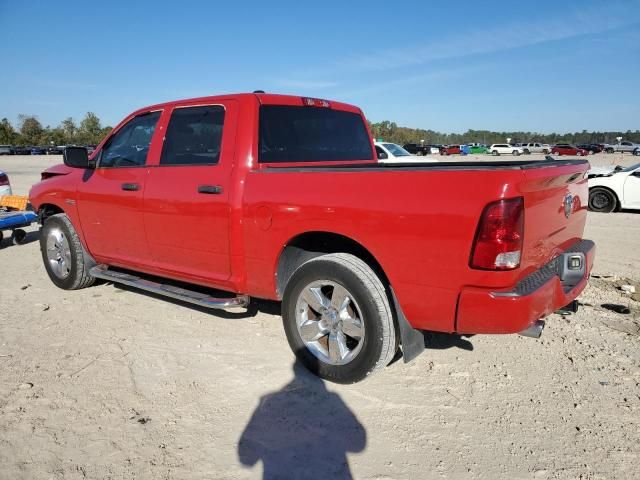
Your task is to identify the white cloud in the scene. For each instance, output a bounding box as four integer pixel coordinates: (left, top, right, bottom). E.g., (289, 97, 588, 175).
(335, 2, 640, 74)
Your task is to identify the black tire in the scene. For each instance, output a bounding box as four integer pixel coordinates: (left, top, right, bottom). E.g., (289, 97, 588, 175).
(523, 149, 530, 155)
(588, 188, 617, 213)
(40, 213, 96, 290)
(11, 229, 27, 245)
(576, 151, 583, 156)
(606, 148, 614, 154)
(556, 151, 562, 156)
(543, 149, 549, 154)
(492, 150, 499, 156)
(282, 253, 397, 384)
(512, 150, 520, 156)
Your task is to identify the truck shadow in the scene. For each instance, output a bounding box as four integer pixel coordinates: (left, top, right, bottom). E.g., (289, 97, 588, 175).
(109, 282, 476, 350)
(238, 357, 366, 479)
(423, 331, 474, 351)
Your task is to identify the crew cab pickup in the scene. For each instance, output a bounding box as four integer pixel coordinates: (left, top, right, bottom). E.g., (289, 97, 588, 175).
(29, 93, 595, 384)
(605, 141, 640, 154)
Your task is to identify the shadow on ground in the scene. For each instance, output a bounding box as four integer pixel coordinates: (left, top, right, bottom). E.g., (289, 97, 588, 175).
(238, 360, 366, 479)
(424, 331, 474, 351)
(0, 229, 39, 249)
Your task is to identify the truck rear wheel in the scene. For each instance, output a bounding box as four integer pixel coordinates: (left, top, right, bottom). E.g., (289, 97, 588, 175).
(40, 213, 96, 290)
(282, 253, 397, 384)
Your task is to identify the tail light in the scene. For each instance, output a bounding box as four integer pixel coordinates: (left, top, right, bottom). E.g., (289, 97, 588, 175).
(470, 197, 524, 270)
(0, 173, 9, 187)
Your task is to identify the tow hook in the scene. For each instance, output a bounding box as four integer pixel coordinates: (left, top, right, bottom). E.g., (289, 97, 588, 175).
(556, 300, 579, 314)
(519, 320, 545, 338)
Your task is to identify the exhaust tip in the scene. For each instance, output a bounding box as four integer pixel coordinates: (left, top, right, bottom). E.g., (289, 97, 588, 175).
(519, 320, 545, 339)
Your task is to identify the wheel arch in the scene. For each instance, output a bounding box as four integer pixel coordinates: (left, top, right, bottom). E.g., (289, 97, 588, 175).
(37, 202, 65, 223)
(275, 231, 389, 300)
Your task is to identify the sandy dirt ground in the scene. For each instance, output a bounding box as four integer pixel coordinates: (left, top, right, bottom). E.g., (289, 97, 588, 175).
(0, 154, 639, 480)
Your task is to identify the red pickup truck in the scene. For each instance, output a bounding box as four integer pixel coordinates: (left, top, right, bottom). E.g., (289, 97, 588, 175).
(30, 93, 595, 383)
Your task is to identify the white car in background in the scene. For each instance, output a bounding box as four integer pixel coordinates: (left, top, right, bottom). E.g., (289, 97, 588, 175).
(489, 144, 525, 156)
(375, 142, 438, 163)
(519, 142, 551, 154)
(588, 162, 640, 212)
(0, 170, 12, 197)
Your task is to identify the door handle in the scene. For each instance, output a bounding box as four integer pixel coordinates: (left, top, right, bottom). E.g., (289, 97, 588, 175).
(198, 185, 223, 194)
(121, 183, 139, 191)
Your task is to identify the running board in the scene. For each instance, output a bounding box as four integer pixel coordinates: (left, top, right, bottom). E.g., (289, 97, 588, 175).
(89, 266, 249, 310)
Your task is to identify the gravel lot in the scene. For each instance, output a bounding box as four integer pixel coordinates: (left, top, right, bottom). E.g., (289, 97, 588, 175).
(1, 154, 639, 480)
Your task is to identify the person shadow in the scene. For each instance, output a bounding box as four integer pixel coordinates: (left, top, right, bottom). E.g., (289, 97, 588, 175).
(238, 357, 366, 479)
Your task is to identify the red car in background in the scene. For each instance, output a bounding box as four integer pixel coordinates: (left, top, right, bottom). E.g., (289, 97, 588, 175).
(552, 144, 589, 156)
(440, 145, 461, 155)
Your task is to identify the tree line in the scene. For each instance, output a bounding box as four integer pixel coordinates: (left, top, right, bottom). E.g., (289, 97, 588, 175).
(1, 113, 638, 148)
(0, 114, 112, 147)
(368, 121, 640, 146)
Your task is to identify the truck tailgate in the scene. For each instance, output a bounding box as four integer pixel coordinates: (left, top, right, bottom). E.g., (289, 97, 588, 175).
(517, 161, 589, 277)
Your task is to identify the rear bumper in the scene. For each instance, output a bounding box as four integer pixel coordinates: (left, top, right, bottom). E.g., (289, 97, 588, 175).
(456, 240, 595, 335)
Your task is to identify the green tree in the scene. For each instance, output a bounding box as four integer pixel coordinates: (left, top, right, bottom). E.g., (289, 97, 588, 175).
(77, 112, 103, 144)
(60, 117, 77, 144)
(18, 115, 44, 145)
(0, 118, 16, 144)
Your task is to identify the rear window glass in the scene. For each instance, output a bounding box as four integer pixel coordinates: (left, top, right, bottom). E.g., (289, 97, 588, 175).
(259, 105, 373, 163)
(160, 105, 225, 166)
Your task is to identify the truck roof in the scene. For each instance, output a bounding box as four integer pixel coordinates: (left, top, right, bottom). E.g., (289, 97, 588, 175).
(129, 92, 363, 117)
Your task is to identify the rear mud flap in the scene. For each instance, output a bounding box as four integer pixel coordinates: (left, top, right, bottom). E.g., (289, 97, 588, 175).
(390, 287, 426, 363)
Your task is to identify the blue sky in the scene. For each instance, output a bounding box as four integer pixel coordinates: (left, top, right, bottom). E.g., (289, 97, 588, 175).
(1, 0, 639, 133)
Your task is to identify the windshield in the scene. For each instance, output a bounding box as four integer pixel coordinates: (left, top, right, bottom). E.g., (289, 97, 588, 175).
(621, 162, 640, 172)
(382, 143, 411, 156)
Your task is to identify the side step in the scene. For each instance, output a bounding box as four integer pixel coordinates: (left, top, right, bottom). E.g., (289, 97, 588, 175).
(89, 265, 249, 310)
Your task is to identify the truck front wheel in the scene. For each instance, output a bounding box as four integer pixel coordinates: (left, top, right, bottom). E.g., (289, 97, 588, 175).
(40, 213, 96, 290)
(282, 253, 397, 384)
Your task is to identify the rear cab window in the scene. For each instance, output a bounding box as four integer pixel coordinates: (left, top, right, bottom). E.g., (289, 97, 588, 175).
(258, 105, 373, 164)
(160, 105, 225, 166)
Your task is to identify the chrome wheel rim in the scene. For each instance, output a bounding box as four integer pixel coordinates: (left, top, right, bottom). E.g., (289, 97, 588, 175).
(295, 280, 365, 366)
(46, 228, 72, 279)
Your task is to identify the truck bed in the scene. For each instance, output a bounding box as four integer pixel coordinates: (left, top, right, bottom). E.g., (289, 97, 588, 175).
(245, 157, 590, 333)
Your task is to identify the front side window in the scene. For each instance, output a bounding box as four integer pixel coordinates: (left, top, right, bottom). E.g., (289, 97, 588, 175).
(259, 105, 373, 163)
(160, 105, 225, 166)
(99, 112, 161, 168)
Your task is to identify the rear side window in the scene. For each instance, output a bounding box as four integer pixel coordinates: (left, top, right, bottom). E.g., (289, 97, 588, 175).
(160, 105, 225, 166)
(259, 105, 373, 163)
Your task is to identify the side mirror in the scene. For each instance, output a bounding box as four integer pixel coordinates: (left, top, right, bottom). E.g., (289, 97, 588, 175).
(377, 151, 388, 160)
(63, 146, 93, 168)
